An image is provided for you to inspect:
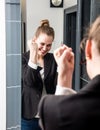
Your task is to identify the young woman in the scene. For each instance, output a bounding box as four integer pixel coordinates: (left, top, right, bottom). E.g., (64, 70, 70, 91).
(21, 19, 57, 130)
(38, 16, 100, 130)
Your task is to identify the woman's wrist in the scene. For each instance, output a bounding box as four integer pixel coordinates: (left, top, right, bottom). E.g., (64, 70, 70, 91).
(57, 71, 73, 88)
(30, 51, 37, 64)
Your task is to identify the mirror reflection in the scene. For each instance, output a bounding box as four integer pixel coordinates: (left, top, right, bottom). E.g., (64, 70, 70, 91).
(1, 0, 100, 130)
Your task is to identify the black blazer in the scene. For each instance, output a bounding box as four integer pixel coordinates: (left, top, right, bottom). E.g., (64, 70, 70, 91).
(39, 75, 100, 130)
(22, 51, 57, 119)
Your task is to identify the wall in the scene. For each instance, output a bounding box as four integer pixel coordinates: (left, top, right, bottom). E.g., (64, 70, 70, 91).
(25, 0, 77, 51)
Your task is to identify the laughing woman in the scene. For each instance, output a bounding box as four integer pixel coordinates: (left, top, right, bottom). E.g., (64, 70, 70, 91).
(21, 19, 57, 130)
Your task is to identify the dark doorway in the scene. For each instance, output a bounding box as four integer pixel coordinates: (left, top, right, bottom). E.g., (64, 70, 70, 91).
(63, 5, 77, 89)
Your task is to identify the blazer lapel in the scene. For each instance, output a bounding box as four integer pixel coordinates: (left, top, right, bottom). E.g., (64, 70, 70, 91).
(44, 53, 52, 80)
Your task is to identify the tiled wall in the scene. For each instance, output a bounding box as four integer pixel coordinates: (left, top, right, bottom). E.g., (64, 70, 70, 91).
(6, 0, 21, 130)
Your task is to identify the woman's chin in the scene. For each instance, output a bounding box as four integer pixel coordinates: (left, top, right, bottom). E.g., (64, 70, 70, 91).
(38, 52, 46, 57)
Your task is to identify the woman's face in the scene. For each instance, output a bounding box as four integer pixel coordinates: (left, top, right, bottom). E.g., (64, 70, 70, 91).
(35, 33, 54, 57)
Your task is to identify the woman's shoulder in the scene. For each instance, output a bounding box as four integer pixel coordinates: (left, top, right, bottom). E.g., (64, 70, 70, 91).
(22, 51, 30, 58)
(22, 51, 30, 64)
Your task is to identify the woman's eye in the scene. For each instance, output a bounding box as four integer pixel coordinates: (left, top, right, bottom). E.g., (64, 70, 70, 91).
(41, 43, 45, 46)
(40, 43, 52, 48)
(47, 44, 52, 47)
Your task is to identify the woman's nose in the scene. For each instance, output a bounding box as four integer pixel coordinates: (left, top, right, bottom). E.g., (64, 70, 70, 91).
(43, 45, 47, 50)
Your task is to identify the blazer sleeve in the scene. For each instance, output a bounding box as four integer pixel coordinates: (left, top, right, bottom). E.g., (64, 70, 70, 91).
(38, 94, 78, 130)
(22, 52, 42, 89)
(38, 95, 62, 130)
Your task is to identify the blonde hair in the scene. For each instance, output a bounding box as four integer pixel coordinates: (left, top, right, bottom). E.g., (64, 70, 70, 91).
(35, 19, 55, 40)
(80, 16, 100, 53)
(88, 16, 100, 53)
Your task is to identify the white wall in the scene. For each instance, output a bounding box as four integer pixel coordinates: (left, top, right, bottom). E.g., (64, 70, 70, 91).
(25, 0, 77, 51)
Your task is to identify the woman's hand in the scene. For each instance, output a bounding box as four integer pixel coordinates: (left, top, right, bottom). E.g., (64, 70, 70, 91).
(54, 44, 74, 72)
(54, 44, 74, 88)
(28, 38, 38, 64)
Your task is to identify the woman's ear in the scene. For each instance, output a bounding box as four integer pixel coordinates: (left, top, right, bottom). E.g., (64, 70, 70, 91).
(85, 40, 92, 60)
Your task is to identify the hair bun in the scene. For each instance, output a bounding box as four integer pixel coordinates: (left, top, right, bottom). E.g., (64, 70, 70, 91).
(40, 19, 50, 27)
